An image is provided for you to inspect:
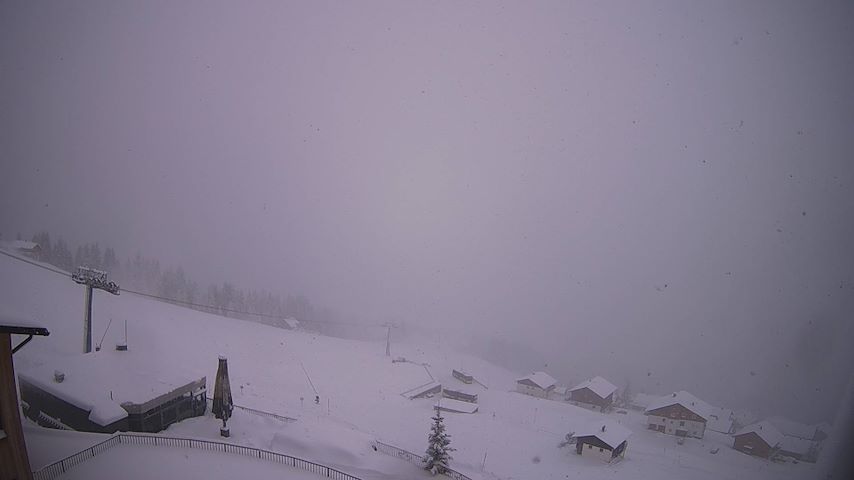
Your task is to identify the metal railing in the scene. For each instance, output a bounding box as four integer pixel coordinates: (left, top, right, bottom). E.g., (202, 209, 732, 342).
(34, 435, 121, 480)
(36, 412, 74, 431)
(371, 440, 473, 480)
(33, 433, 360, 480)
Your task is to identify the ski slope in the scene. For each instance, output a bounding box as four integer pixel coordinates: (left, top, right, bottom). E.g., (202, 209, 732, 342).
(1, 252, 816, 479)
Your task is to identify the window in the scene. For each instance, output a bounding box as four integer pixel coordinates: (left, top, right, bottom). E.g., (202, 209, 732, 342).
(588, 444, 592, 449)
(599, 448, 604, 452)
(680, 421, 685, 426)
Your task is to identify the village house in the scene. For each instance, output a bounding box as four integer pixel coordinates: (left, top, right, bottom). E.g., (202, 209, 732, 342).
(567, 376, 618, 411)
(644, 391, 712, 439)
(550, 385, 568, 401)
(1, 319, 50, 480)
(732, 420, 819, 462)
(573, 419, 631, 463)
(7, 240, 42, 260)
(732, 420, 785, 459)
(515, 371, 557, 399)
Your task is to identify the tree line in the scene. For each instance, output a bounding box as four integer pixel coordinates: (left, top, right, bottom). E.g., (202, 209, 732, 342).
(23, 231, 337, 330)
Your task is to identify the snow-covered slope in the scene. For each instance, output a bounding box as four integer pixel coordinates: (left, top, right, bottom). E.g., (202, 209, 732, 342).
(1, 253, 815, 479)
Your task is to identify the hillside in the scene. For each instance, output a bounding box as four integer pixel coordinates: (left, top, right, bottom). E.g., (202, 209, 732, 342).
(1, 252, 815, 480)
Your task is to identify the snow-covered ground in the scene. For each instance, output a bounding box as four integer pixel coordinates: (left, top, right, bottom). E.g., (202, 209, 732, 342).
(2, 251, 816, 479)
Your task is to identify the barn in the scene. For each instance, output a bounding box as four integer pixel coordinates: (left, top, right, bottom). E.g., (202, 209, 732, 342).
(452, 369, 473, 384)
(442, 388, 478, 404)
(573, 419, 631, 463)
(568, 376, 617, 411)
(732, 421, 784, 459)
(644, 391, 711, 439)
(515, 371, 557, 399)
(19, 349, 206, 434)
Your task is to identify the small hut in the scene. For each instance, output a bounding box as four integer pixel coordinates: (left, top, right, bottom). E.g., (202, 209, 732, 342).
(574, 420, 631, 463)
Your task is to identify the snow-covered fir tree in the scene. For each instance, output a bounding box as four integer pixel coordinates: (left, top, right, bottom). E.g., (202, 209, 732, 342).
(423, 410, 455, 475)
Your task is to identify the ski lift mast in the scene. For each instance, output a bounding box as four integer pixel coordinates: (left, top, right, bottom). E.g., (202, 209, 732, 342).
(71, 266, 119, 353)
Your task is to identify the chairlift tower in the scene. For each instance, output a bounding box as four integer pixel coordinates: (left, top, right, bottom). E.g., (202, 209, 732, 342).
(71, 266, 120, 353)
(383, 321, 396, 357)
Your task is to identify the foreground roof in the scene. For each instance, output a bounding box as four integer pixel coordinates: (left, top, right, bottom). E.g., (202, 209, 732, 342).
(19, 349, 203, 426)
(570, 376, 617, 398)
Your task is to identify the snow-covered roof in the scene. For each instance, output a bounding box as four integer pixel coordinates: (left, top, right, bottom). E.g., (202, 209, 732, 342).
(574, 419, 632, 449)
(435, 398, 478, 414)
(18, 349, 204, 427)
(10, 240, 39, 250)
(569, 376, 617, 399)
(734, 421, 784, 448)
(516, 371, 557, 390)
(403, 381, 442, 399)
(630, 393, 660, 408)
(644, 391, 713, 420)
(283, 318, 300, 329)
(768, 417, 818, 440)
(779, 435, 815, 456)
(707, 406, 735, 433)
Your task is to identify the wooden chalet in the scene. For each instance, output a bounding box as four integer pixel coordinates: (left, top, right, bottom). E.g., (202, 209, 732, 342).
(9, 240, 42, 260)
(644, 391, 712, 439)
(573, 420, 631, 463)
(568, 376, 617, 411)
(732, 421, 784, 459)
(515, 371, 557, 399)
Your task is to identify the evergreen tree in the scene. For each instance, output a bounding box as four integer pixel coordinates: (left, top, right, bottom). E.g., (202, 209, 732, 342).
(53, 237, 74, 272)
(423, 410, 455, 475)
(103, 247, 118, 272)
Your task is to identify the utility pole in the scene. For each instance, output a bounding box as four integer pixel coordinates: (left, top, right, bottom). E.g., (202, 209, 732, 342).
(72, 266, 119, 353)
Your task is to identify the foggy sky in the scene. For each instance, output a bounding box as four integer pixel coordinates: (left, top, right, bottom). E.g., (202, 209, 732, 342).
(2, 1, 853, 423)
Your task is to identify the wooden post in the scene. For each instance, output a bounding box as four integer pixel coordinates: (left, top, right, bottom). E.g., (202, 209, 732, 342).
(0, 334, 35, 480)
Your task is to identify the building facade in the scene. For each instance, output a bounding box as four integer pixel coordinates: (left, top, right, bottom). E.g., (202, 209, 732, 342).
(733, 431, 776, 458)
(515, 372, 556, 399)
(645, 403, 707, 438)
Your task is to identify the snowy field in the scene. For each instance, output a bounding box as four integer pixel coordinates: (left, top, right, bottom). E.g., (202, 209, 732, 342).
(2, 251, 817, 480)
